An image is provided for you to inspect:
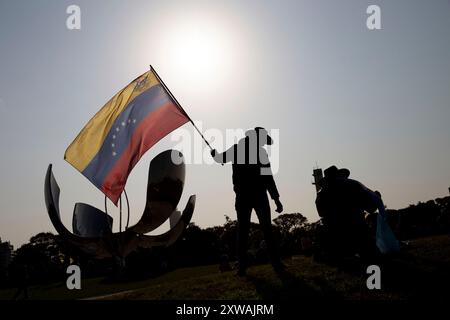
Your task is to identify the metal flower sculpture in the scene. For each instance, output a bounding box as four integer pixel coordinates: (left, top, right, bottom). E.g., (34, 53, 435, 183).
(44, 150, 195, 260)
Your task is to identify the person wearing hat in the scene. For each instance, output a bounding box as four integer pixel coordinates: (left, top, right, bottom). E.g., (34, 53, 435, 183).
(315, 165, 383, 261)
(211, 127, 284, 276)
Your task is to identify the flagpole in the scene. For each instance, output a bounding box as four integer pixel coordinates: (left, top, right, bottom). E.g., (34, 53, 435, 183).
(150, 65, 214, 151)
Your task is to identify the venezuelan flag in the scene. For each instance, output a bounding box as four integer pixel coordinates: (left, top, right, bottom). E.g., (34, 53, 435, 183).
(64, 68, 189, 204)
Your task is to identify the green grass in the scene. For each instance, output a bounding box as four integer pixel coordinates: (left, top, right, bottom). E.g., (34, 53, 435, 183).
(0, 265, 223, 300)
(2, 234, 450, 300)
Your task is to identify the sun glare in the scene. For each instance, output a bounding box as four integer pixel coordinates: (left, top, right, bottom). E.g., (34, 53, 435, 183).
(174, 29, 221, 76)
(159, 17, 236, 91)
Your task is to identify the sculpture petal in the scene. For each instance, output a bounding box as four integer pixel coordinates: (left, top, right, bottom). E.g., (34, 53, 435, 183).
(44, 164, 113, 258)
(72, 203, 113, 238)
(169, 210, 182, 229)
(129, 150, 185, 234)
(137, 194, 196, 248)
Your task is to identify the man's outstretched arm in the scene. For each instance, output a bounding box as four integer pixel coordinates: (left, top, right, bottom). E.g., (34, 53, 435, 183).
(211, 144, 236, 164)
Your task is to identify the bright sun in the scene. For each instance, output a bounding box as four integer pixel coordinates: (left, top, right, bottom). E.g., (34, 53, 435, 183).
(159, 17, 236, 90)
(172, 29, 222, 76)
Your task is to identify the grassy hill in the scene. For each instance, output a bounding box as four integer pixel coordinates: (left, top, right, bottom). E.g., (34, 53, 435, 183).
(2, 234, 450, 300)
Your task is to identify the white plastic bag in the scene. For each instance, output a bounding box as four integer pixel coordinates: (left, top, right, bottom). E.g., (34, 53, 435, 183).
(376, 211, 400, 254)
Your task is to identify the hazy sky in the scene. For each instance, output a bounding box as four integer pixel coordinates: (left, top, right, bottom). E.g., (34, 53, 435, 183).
(1, 0, 449, 248)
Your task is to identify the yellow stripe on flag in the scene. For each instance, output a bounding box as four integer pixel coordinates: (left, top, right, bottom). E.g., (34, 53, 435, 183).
(64, 70, 160, 171)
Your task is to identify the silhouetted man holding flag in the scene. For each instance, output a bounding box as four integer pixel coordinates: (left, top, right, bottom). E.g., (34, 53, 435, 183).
(211, 127, 284, 276)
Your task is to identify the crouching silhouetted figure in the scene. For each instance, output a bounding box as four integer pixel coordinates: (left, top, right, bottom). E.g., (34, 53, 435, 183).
(315, 166, 388, 263)
(11, 263, 30, 301)
(211, 127, 284, 276)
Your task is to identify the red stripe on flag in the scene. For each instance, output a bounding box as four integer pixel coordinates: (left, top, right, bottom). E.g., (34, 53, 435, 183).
(101, 102, 189, 204)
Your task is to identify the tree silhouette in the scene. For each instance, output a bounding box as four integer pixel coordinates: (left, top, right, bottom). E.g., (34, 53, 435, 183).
(273, 213, 308, 234)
